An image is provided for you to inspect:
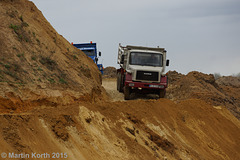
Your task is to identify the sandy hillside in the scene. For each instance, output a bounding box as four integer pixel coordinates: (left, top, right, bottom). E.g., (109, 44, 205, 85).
(0, 0, 106, 113)
(0, 1, 240, 160)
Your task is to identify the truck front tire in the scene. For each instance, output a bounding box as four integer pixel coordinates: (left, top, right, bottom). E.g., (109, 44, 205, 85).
(117, 72, 120, 91)
(124, 86, 131, 100)
(117, 72, 123, 92)
(159, 89, 166, 98)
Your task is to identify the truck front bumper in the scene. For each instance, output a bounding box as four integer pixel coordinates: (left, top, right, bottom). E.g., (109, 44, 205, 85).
(125, 81, 167, 89)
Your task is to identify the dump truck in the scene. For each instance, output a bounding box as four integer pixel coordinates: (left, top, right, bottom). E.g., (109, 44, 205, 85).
(73, 42, 104, 74)
(117, 44, 169, 100)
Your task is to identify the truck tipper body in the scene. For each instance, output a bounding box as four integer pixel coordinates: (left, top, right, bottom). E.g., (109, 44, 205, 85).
(117, 44, 169, 100)
(73, 42, 103, 74)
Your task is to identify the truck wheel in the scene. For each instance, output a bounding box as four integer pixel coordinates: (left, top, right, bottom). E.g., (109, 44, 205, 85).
(118, 72, 124, 93)
(117, 72, 120, 91)
(117, 72, 123, 92)
(124, 86, 131, 100)
(159, 89, 165, 98)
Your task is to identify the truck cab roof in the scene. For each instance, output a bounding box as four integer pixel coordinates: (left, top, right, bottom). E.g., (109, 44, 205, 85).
(126, 45, 166, 53)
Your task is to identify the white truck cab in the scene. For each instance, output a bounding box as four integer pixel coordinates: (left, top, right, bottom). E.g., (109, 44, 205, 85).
(117, 44, 169, 100)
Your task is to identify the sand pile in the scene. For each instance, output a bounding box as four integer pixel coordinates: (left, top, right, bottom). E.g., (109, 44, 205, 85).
(103, 66, 117, 79)
(167, 71, 240, 119)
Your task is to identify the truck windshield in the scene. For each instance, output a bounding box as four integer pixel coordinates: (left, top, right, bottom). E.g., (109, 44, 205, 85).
(82, 50, 95, 56)
(130, 52, 163, 67)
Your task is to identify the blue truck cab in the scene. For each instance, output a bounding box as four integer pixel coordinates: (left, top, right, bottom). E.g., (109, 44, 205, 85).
(73, 42, 104, 74)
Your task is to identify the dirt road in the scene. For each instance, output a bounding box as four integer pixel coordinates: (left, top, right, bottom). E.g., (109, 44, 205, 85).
(102, 78, 124, 101)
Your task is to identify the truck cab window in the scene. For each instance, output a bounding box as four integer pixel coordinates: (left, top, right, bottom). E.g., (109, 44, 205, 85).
(82, 50, 95, 56)
(130, 52, 163, 67)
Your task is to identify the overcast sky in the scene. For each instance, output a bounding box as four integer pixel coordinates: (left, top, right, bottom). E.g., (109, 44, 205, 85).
(30, 0, 240, 75)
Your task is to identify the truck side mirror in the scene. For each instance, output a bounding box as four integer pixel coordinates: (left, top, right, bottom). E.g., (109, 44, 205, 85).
(99, 51, 101, 57)
(120, 55, 124, 64)
(166, 59, 170, 66)
(95, 57, 98, 64)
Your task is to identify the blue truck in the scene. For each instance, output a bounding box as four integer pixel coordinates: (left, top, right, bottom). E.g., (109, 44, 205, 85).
(73, 42, 104, 74)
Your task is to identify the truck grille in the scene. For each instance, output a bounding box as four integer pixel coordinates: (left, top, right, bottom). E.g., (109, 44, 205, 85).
(136, 71, 159, 81)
